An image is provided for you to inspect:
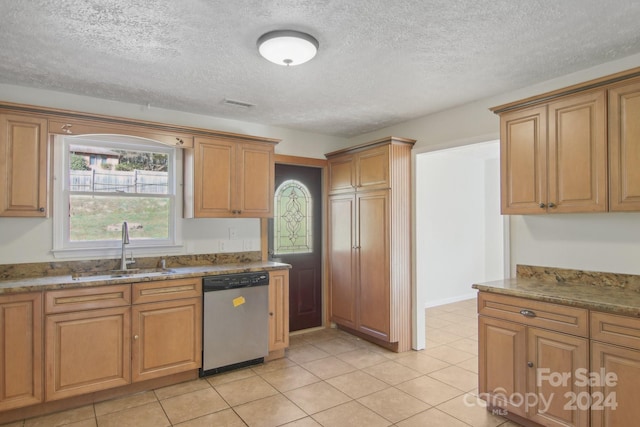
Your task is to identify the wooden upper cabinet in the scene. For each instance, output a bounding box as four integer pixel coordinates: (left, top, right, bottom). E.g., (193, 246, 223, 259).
(609, 78, 640, 211)
(327, 144, 391, 194)
(548, 90, 607, 213)
(190, 136, 276, 218)
(0, 112, 48, 217)
(327, 153, 355, 194)
(499, 90, 606, 214)
(0, 292, 43, 411)
(500, 105, 547, 214)
(356, 145, 390, 191)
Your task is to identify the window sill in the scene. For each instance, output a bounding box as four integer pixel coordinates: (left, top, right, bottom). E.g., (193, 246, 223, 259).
(51, 244, 185, 260)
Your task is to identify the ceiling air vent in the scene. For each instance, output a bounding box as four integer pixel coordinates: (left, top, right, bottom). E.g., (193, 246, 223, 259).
(223, 98, 255, 109)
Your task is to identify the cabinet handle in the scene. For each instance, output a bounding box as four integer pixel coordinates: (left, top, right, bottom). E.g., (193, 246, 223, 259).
(176, 137, 184, 145)
(539, 203, 546, 208)
(134, 335, 139, 340)
(38, 207, 45, 212)
(527, 361, 534, 368)
(548, 202, 556, 208)
(519, 309, 536, 318)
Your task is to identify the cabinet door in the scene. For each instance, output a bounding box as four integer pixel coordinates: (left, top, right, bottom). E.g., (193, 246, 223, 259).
(327, 154, 355, 194)
(268, 269, 289, 352)
(194, 137, 235, 217)
(591, 342, 640, 427)
(500, 106, 547, 214)
(236, 142, 274, 217)
(356, 190, 390, 341)
(548, 91, 607, 213)
(0, 113, 48, 217)
(45, 306, 130, 400)
(478, 316, 527, 417)
(0, 293, 43, 411)
(131, 297, 201, 382)
(527, 327, 588, 427)
(609, 78, 640, 211)
(356, 145, 389, 191)
(328, 194, 357, 328)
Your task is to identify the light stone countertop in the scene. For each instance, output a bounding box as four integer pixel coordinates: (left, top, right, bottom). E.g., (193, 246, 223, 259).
(473, 278, 640, 317)
(0, 261, 291, 295)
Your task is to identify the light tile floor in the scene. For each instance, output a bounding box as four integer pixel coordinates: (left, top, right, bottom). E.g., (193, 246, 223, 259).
(4, 298, 523, 427)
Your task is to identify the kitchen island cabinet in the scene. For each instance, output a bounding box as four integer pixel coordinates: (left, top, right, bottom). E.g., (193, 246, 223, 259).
(0, 292, 43, 411)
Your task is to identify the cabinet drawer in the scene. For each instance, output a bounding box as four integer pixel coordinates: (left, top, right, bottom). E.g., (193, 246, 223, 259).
(45, 285, 131, 314)
(591, 311, 640, 350)
(132, 278, 202, 304)
(478, 292, 588, 337)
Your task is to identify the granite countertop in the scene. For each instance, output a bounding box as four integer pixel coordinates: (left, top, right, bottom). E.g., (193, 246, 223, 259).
(473, 277, 640, 317)
(0, 261, 291, 295)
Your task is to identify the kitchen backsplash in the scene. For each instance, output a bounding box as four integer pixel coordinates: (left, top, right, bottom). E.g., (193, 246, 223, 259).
(517, 264, 640, 292)
(0, 251, 261, 280)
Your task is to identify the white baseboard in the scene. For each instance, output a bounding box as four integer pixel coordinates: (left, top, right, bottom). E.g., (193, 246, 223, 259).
(425, 292, 477, 308)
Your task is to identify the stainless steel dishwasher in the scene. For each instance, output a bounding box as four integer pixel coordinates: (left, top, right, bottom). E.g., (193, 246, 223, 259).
(201, 271, 270, 376)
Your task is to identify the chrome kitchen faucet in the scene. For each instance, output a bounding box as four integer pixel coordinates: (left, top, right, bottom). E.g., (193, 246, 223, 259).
(120, 221, 135, 270)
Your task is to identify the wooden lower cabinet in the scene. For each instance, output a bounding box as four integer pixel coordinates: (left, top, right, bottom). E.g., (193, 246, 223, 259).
(268, 269, 289, 353)
(45, 306, 131, 401)
(479, 316, 526, 417)
(0, 293, 43, 411)
(43, 279, 202, 402)
(527, 327, 588, 427)
(478, 292, 589, 427)
(131, 297, 201, 382)
(590, 342, 640, 427)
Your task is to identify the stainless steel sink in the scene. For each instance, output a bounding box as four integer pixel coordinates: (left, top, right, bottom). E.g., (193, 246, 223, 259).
(71, 268, 176, 280)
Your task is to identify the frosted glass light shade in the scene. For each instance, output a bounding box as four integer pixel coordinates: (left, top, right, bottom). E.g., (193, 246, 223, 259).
(257, 30, 319, 66)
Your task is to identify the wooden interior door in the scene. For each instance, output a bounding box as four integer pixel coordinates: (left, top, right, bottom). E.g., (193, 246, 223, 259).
(269, 164, 323, 331)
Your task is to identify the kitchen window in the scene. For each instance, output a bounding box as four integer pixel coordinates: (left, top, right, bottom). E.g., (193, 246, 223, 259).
(52, 135, 182, 258)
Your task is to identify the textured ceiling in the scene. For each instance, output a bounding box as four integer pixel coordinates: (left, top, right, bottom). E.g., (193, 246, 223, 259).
(1, 1, 639, 137)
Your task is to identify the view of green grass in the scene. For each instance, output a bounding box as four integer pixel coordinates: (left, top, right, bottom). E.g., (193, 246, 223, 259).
(70, 195, 169, 241)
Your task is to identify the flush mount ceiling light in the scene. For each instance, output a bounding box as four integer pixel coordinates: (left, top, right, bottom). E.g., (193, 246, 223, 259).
(257, 30, 319, 66)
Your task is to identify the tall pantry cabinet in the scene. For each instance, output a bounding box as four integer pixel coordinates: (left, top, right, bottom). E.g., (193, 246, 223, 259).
(326, 137, 415, 352)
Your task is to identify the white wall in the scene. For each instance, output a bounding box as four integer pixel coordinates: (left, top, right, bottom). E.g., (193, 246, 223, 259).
(416, 142, 503, 308)
(0, 84, 347, 263)
(350, 52, 640, 277)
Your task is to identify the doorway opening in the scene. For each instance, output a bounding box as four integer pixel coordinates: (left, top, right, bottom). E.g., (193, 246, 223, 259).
(268, 163, 323, 332)
(414, 141, 506, 347)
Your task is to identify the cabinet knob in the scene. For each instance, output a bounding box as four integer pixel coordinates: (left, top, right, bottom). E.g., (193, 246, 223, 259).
(61, 123, 73, 134)
(539, 203, 546, 208)
(548, 202, 556, 208)
(269, 312, 273, 316)
(38, 207, 45, 212)
(527, 361, 534, 368)
(519, 309, 536, 318)
(134, 335, 139, 340)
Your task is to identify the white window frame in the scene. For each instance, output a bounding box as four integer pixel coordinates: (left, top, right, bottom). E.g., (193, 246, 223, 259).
(52, 134, 183, 259)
